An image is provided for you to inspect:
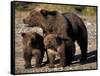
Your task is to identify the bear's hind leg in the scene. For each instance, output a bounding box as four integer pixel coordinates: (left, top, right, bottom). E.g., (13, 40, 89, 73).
(34, 49, 43, 67)
(77, 37, 88, 62)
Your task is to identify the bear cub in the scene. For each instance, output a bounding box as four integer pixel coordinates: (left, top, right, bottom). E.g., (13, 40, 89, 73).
(44, 34, 75, 68)
(21, 32, 49, 69)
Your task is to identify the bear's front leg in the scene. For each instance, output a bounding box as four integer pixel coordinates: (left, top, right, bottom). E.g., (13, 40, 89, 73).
(57, 42, 66, 67)
(47, 49, 56, 68)
(23, 48, 32, 69)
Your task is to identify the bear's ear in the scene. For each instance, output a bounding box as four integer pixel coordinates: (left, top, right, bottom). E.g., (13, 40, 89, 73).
(40, 9, 48, 16)
(21, 33, 26, 37)
(40, 9, 57, 16)
(48, 11, 57, 15)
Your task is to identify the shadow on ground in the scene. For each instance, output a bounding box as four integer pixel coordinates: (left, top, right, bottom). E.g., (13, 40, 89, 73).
(32, 50, 97, 68)
(49, 50, 97, 65)
(74, 50, 97, 64)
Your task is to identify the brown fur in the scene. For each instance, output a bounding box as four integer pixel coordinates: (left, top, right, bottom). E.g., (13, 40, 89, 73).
(44, 34, 75, 68)
(21, 32, 49, 69)
(23, 8, 88, 67)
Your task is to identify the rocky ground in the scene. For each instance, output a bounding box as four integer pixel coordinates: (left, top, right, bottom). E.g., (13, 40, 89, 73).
(14, 11, 97, 74)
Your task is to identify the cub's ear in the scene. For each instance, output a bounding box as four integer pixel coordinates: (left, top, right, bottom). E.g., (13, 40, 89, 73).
(40, 9, 48, 16)
(21, 33, 26, 37)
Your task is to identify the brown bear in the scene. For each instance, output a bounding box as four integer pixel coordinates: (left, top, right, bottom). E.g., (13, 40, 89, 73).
(21, 32, 49, 69)
(23, 8, 88, 67)
(44, 34, 75, 68)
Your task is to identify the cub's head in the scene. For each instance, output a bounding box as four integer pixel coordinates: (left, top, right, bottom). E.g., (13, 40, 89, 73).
(21, 32, 43, 48)
(44, 34, 62, 49)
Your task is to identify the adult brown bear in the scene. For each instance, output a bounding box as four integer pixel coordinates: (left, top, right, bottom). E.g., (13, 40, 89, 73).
(23, 8, 88, 67)
(21, 32, 49, 69)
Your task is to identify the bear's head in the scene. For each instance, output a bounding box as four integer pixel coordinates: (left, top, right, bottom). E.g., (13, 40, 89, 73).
(44, 34, 62, 50)
(21, 32, 43, 48)
(23, 8, 57, 33)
